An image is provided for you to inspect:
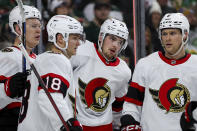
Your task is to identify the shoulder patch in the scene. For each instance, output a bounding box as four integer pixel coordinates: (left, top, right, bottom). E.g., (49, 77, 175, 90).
(1, 47, 13, 52)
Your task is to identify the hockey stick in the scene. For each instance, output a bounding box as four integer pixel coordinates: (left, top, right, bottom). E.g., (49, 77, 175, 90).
(16, 0, 26, 72)
(18, 43, 70, 131)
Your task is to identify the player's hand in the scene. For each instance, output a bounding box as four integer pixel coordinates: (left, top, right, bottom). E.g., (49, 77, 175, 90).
(120, 114, 141, 131)
(60, 118, 83, 131)
(180, 101, 197, 131)
(7, 72, 29, 98)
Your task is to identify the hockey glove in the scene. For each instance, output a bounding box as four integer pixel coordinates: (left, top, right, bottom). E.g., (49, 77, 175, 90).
(120, 114, 141, 131)
(180, 101, 197, 131)
(6, 72, 29, 98)
(60, 118, 83, 131)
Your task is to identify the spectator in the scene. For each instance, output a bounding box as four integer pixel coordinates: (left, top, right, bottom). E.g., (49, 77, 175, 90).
(157, 0, 177, 16)
(49, 0, 84, 23)
(0, 0, 15, 49)
(84, 2, 110, 44)
(145, 26, 153, 55)
(178, 8, 197, 54)
(83, 0, 123, 22)
(147, 1, 164, 52)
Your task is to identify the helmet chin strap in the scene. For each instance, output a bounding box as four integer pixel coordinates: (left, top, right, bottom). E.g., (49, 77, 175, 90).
(53, 37, 69, 57)
(15, 26, 23, 41)
(61, 49, 69, 58)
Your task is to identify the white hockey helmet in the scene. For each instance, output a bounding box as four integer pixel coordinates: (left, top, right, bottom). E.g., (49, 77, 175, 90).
(47, 15, 84, 50)
(9, 5, 41, 35)
(159, 13, 190, 56)
(159, 13, 190, 45)
(98, 18, 129, 54)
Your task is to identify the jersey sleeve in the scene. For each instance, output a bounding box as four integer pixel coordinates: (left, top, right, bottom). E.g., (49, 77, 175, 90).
(113, 61, 131, 112)
(115, 66, 131, 98)
(112, 62, 131, 129)
(193, 108, 197, 121)
(34, 54, 74, 129)
(123, 58, 146, 122)
(0, 49, 22, 109)
(70, 40, 94, 70)
(70, 53, 89, 70)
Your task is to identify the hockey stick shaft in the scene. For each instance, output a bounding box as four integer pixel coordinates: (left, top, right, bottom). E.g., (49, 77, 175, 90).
(74, 89, 77, 118)
(18, 43, 69, 131)
(16, 0, 26, 72)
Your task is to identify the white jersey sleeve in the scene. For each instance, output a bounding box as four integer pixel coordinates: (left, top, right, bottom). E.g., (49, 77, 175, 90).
(194, 108, 197, 131)
(70, 40, 93, 70)
(193, 108, 197, 121)
(18, 52, 75, 131)
(123, 58, 146, 122)
(0, 47, 35, 109)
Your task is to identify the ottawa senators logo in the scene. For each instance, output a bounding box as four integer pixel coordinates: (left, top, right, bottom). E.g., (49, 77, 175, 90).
(78, 77, 111, 112)
(149, 78, 190, 113)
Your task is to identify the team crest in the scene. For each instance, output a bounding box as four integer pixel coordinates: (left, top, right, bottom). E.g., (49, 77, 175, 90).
(68, 93, 78, 115)
(78, 77, 111, 112)
(149, 78, 190, 113)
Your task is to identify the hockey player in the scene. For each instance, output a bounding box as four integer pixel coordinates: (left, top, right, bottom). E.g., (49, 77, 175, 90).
(120, 13, 197, 131)
(70, 18, 131, 131)
(0, 5, 41, 131)
(17, 15, 84, 131)
(180, 101, 197, 131)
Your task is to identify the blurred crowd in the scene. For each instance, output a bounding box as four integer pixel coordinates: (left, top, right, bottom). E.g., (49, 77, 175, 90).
(145, 0, 197, 55)
(1, 0, 197, 71)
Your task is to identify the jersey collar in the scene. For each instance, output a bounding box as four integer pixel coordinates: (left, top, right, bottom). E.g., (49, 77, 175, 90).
(158, 51, 191, 66)
(12, 46, 20, 50)
(12, 46, 36, 59)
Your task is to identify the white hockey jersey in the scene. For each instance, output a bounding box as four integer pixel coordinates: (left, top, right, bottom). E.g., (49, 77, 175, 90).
(194, 108, 197, 122)
(70, 41, 131, 126)
(17, 51, 75, 131)
(0, 46, 36, 110)
(123, 52, 197, 131)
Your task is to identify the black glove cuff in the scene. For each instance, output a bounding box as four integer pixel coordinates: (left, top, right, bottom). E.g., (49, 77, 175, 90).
(60, 118, 83, 131)
(121, 114, 139, 127)
(186, 102, 197, 123)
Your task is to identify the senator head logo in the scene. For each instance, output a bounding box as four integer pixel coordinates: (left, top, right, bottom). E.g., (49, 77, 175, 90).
(149, 78, 190, 113)
(78, 77, 111, 112)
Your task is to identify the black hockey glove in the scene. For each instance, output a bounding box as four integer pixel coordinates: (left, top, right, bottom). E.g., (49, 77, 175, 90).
(120, 114, 141, 131)
(60, 118, 83, 131)
(180, 101, 197, 131)
(7, 72, 29, 98)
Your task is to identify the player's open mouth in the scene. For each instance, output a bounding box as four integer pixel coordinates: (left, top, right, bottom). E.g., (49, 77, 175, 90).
(110, 49, 115, 53)
(165, 43, 172, 47)
(35, 36, 40, 40)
